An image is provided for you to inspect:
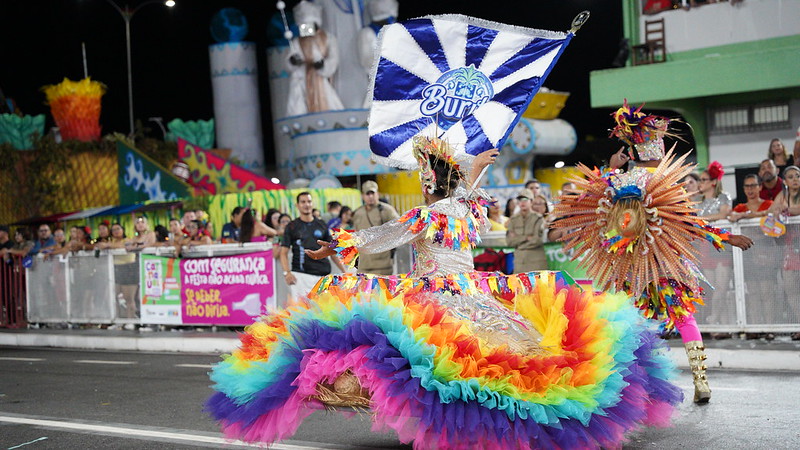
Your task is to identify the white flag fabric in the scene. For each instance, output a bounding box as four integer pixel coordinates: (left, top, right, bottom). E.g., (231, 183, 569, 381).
(367, 14, 573, 169)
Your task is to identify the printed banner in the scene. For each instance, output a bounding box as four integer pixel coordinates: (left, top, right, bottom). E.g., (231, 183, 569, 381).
(544, 242, 597, 291)
(140, 254, 183, 324)
(117, 141, 193, 204)
(139, 250, 276, 325)
(177, 138, 283, 194)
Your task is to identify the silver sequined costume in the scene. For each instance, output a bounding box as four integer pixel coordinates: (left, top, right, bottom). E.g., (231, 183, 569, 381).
(322, 186, 545, 353)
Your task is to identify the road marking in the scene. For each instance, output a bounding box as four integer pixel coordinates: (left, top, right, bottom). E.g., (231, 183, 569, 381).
(7, 437, 48, 449)
(0, 415, 331, 449)
(174, 363, 214, 369)
(73, 360, 137, 365)
(0, 357, 44, 362)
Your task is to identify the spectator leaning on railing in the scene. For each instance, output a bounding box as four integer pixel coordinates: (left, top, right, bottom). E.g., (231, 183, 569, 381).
(730, 174, 778, 325)
(771, 165, 800, 217)
(126, 216, 156, 251)
(28, 224, 55, 256)
(728, 174, 773, 221)
(8, 228, 34, 259)
(95, 223, 127, 250)
(772, 165, 800, 331)
(697, 161, 734, 327)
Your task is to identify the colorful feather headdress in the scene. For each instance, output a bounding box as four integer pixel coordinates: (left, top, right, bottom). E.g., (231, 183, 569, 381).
(551, 149, 709, 295)
(412, 135, 461, 195)
(610, 99, 671, 162)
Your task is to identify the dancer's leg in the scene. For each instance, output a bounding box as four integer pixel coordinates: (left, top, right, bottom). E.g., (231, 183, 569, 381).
(675, 314, 711, 404)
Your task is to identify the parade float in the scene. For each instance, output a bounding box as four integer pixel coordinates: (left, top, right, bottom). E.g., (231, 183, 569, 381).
(267, 0, 578, 201)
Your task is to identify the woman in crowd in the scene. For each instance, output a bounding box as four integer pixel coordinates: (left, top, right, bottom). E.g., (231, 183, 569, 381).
(773, 166, 800, 329)
(52, 226, 93, 256)
(277, 213, 291, 235)
(125, 217, 156, 251)
(485, 197, 508, 231)
(683, 172, 702, 202)
(327, 206, 352, 230)
(266, 208, 282, 232)
(728, 174, 773, 221)
(729, 174, 776, 325)
(208, 140, 682, 449)
(168, 218, 186, 246)
(96, 221, 111, 243)
(185, 220, 213, 246)
(96, 223, 127, 249)
(4, 228, 33, 261)
(239, 209, 277, 243)
(153, 225, 170, 245)
(49, 228, 67, 250)
(768, 138, 794, 173)
(697, 162, 732, 221)
(696, 161, 735, 328)
(503, 197, 517, 219)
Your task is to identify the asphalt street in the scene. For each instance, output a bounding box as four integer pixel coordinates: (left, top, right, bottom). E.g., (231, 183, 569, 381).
(1, 347, 799, 449)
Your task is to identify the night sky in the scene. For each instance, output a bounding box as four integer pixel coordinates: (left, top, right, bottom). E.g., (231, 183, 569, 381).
(1, 0, 623, 168)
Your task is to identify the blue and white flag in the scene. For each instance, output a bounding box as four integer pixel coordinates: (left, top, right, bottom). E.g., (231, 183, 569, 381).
(368, 14, 573, 168)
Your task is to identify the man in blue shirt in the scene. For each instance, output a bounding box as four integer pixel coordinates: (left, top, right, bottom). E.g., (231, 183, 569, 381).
(221, 207, 245, 243)
(28, 224, 56, 256)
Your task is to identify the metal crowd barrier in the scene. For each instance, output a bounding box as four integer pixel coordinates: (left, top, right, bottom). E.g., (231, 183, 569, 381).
(1, 255, 27, 328)
(695, 216, 800, 333)
(25, 243, 276, 326)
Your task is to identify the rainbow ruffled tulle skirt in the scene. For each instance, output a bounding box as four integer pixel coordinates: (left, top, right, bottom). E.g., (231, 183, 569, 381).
(207, 271, 682, 449)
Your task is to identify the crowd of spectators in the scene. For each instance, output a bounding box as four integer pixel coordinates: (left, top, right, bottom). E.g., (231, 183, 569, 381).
(2, 136, 799, 334)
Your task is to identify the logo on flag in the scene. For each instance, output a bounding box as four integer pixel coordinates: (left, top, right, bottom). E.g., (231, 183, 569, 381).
(420, 65, 494, 130)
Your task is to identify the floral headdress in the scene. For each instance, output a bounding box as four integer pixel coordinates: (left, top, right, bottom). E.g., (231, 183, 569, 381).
(706, 160, 724, 181)
(412, 136, 461, 195)
(611, 99, 671, 162)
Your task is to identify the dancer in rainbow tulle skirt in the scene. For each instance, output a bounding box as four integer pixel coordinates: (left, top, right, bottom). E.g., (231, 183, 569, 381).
(206, 139, 683, 449)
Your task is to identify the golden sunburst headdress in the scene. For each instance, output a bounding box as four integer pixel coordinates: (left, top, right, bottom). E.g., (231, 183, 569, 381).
(552, 149, 710, 295)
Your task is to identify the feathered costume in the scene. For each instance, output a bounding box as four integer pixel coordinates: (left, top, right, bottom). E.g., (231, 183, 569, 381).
(551, 150, 726, 331)
(551, 100, 733, 403)
(208, 18, 683, 448)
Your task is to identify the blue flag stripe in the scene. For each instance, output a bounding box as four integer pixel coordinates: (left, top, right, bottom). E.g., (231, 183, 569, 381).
(465, 25, 498, 69)
(403, 19, 451, 74)
(489, 38, 564, 82)
(492, 77, 542, 113)
(373, 57, 429, 101)
(461, 115, 494, 155)
(370, 116, 432, 158)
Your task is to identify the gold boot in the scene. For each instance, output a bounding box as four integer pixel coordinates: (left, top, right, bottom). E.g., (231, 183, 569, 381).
(684, 340, 711, 404)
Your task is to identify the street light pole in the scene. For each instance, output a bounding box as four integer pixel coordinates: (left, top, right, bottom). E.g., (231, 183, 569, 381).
(101, 0, 175, 136)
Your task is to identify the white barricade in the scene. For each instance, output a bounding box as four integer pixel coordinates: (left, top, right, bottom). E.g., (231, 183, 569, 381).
(24, 219, 800, 332)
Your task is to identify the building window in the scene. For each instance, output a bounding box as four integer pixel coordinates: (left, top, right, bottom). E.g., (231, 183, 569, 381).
(709, 102, 791, 135)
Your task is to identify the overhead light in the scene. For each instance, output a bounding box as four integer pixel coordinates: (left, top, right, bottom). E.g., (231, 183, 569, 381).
(271, 177, 280, 184)
(554, 161, 565, 168)
(165, 0, 176, 7)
